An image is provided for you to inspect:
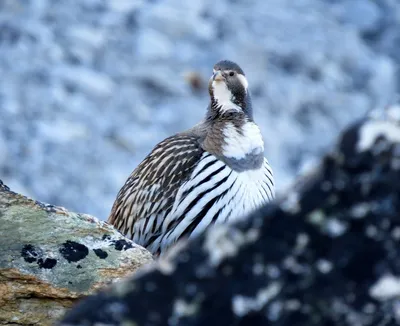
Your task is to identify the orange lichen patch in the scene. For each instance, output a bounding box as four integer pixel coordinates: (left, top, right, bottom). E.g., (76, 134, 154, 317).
(0, 269, 84, 325)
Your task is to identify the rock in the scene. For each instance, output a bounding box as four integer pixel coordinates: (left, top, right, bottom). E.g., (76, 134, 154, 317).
(60, 108, 400, 326)
(0, 181, 153, 326)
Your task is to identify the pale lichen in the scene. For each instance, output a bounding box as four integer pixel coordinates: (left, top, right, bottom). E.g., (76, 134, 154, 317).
(232, 283, 282, 317)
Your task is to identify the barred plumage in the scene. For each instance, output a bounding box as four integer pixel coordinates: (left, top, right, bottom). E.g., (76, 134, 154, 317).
(108, 60, 275, 256)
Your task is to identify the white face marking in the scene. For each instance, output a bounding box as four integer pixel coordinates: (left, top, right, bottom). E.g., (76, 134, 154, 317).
(211, 70, 249, 113)
(212, 79, 238, 111)
(222, 122, 264, 159)
(237, 74, 248, 90)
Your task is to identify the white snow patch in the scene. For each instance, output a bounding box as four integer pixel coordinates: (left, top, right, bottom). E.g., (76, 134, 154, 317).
(365, 225, 378, 238)
(326, 218, 348, 237)
(173, 298, 199, 317)
(394, 301, 400, 322)
(294, 233, 309, 253)
(109, 0, 145, 12)
(283, 256, 304, 274)
(266, 264, 281, 279)
(350, 203, 370, 218)
(308, 210, 325, 225)
(156, 242, 188, 275)
(363, 303, 376, 314)
(386, 104, 400, 122)
(370, 274, 400, 300)
(232, 283, 281, 317)
(357, 120, 400, 152)
(38, 120, 88, 143)
(252, 263, 265, 275)
(285, 299, 301, 311)
(316, 259, 333, 274)
(204, 226, 260, 266)
(391, 144, 400, 170)
(57, 66, 115, 98)
(281, 191, 301, 214)
(391, 227, 400, 240)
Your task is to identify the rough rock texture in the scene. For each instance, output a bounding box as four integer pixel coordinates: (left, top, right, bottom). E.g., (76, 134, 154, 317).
(60, 108, 400, 325)
(0, 0, 399, 219)
(0, 182, 153, 326)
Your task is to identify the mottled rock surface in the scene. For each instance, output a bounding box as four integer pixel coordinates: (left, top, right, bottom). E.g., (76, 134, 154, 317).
(0, 182, 153, 326)
(60, 108, 400, 325)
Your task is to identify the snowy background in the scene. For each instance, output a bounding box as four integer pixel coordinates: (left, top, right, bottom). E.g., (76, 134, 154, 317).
(0, 0, 398, 219)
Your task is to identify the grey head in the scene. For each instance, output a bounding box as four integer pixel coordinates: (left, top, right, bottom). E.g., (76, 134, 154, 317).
(207, 60, 253, 120)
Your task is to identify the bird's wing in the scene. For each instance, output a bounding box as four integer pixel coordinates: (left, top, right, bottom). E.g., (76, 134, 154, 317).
(108, 134, 204, 245)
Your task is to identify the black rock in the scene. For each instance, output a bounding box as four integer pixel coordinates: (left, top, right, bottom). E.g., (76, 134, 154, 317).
(60, 109, 400, 325)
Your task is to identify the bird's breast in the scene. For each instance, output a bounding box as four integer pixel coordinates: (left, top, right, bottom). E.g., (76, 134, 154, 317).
(220, 121, 264, 171)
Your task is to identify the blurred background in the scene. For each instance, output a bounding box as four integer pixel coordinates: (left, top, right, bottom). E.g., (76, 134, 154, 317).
(0, 0, 398, 219)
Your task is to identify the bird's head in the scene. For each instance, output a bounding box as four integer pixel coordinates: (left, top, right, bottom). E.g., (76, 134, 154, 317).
(208, 60, 252, 119)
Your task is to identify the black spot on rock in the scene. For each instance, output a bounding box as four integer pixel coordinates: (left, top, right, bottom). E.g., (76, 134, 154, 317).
(93, 248, 108, 259)
(37, 258, 57, 269)
(102, 234, 111, 241)
(21, 244, 38, 263)
(113, 239, 133, 251)
(0, 179, 10, 191)
(59, 240, 89, 262)
(77, 265, 82, 269)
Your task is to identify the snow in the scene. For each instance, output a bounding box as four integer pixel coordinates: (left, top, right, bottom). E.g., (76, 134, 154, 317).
(232, 283, 282, 317)
(357, 120, 400, 152)
(370, 275, 400, 301)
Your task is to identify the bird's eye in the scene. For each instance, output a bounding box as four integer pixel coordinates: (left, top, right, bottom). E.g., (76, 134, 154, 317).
(229, 71, 235, 77)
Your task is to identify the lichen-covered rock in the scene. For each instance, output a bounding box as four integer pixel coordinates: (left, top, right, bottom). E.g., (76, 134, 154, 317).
(0, 183, 153, 326)
(60, 107, 400, 326)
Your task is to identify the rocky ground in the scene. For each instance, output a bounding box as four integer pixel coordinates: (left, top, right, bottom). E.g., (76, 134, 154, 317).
(0, 179, 152, 326)
(60, 105, 400, 325)
(0, 0, 399, 219)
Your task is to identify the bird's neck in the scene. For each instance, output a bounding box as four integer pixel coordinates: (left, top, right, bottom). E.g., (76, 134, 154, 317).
(202, 114, 264, 172)
(207, 92, 253, 121)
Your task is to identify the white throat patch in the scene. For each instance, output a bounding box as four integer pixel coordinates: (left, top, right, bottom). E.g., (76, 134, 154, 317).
(212, 81, 241, 113)
(211, 73, 249, 113)
(222, 122, 264, 159)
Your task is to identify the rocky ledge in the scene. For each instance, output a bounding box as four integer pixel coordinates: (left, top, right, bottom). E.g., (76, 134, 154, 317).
(60, 106, 400, 326)
(0, 184, 153, 326)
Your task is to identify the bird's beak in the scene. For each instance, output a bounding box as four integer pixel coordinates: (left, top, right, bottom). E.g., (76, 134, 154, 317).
(213, 71, 225, 82)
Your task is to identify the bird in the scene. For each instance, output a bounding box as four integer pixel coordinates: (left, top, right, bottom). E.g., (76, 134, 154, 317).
(108, 60, 275, 256)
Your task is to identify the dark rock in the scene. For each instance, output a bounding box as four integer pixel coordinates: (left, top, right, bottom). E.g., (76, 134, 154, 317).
(37, 257, 57, 269)
(112, 239, 134, 251)
(60, 108, 400, 326)
(93, 248, 108, 259)
(59, 241, 89, 263)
